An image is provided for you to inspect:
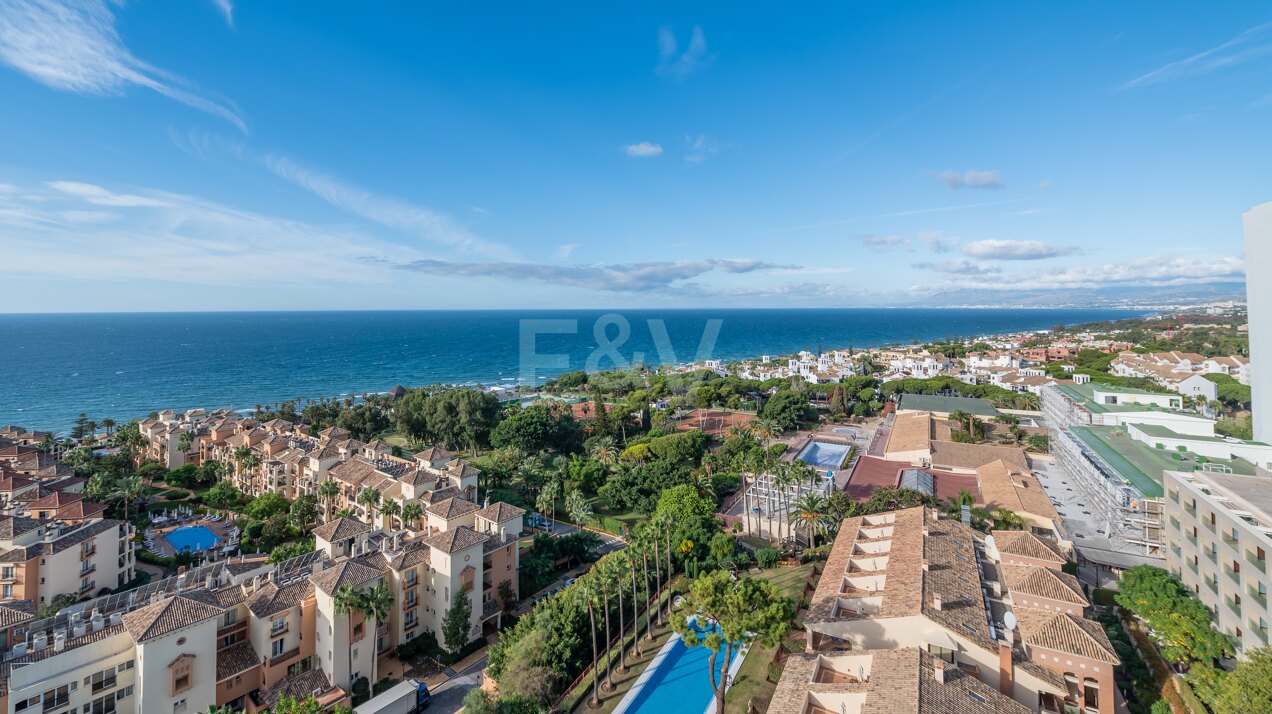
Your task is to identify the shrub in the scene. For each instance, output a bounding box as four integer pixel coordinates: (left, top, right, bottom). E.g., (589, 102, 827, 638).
(755, 548, 780, 568)
(767, 661, 785, 683)
(351, 676, 370, 706)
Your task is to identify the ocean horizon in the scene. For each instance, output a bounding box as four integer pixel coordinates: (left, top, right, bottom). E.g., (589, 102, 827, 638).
(0, 308, 1145, 431)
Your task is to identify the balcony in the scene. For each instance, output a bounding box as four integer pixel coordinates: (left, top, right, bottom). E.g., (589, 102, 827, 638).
(270, 623, 289, 638)
(218, 619, 248, 639)
(1223, 564, 1241, 584)
(1186, 532, 1198, 545)
(1169, 516, 1180, 530)
(1184, 503, 1197, 517)
(1249, 586, 1268, 609)
(1226, 596, 1241, 616)
(266, 646, 300, 668)
(79, 580, 96, 594)
(1170, 544, 1182, 557)
(80, 545, 96, 560)
(1248, 552, 1267, 573)
(1250, 619, 1269, 644)
(1205, 549, 1217, 564)
(91, 676, 117, 694)
(1204, 518, 1216, 533)
(1223, 533, 1239, 549)
(1206, 578, 1218, 594)
(1188, 560, 1199, 574)
(80, 563, 96, 577)
(1169, 490, 1179, 504)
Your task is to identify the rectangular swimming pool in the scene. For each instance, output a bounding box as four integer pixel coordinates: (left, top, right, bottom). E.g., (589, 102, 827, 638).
(797, 440, 850, 471)
(615, 621, 742, 714)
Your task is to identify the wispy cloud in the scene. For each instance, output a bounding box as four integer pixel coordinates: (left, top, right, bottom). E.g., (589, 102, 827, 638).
(211, 0, 233, 27)
(0, 179, 418, 285)
(918, 231, 958, 253)
(912, 258, 1000, 276)
(398, 258, 791, 293)
(554, 243, 579, 260)
(931, 169, 1004, 190)
(860, 234, 909, 251)
(961, 239, 1076, 260)
(0, 0, 246, 131)
(656, 25, 712, 80)
(623, 142, 663, 158)
(684, 134, 720, 163)
(1122, 21, 1272, 89)
(765, 198, 1026, 235)
(940, 254, 1243, 291)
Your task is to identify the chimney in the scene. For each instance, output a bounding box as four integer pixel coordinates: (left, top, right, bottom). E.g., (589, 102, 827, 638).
(998, 640, 1014, 695)
(932, 594, 942, 611)
(933, 659, 946, 684)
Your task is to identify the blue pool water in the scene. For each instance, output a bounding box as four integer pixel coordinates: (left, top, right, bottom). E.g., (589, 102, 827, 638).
(797, 441, 850, 471)
(166, 526, 221, 552)
(624, 623, 735, 714)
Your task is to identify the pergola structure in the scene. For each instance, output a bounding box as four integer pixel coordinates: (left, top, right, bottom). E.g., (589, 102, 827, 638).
(741, 468, 833, 544)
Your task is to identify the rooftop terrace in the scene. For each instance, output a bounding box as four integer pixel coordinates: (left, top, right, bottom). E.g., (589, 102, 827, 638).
(1070, 426, 1256, 499)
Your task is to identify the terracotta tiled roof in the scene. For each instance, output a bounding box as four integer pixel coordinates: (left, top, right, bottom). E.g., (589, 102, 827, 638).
(122, 594, 223, 642)
(992, 530, 1067, 564)
(928, 441, 1029, 472)
(386, 541, 431, 570)
(476, 502, 526, 523)
(0, 515, 42, 539)
(246, 579, 315, 617)
(216, 640, 261, 681)
(1015, 609, 1119, 664)
(422, 526, 489, 554)
(426, 497, 479, 519)
(1002, 565, 1087, 606)
(309, 560, 383, 595)
(0, 599, 36, 627)
(257, 669, 340, 710)
(54, 500, 109, 520)
(312, 517, 371, 542)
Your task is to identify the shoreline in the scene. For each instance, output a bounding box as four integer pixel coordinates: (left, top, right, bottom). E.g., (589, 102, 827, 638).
(1, 307, 1164, 432)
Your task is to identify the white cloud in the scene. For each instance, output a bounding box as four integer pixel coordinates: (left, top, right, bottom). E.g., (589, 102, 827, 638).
(0, 180, 418, 285)
(656, 25, 712, 80)
(961, 239, 1075, 260)
(399, 257, 791, 293)
(554, 243, 579, 260)
(912, 259, 1000, 276)
(623, 142, 664, 158)
(261, 153, 514, 258)
(211, 0, 233, 27)
(860, 234, 909, 251)
(46, 180, 169, 207)
(684, 134, 720, 163)
(0, 0, 246, 131)
(932, 169, 1004, 190)
(1122, 21, 1272, 89)
(918, 231, 958, 253)
(946, 254, 1243, 291)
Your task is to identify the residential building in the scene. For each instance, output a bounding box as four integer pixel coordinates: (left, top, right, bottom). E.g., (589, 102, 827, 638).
(1163, 469, 1272, 656)
(1245, 199, 1272, 442)
(799, 507, 1120, 714)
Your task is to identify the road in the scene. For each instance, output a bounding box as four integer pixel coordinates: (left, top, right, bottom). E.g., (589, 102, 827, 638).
(547, 519, 627, 555)
(424, 655, 488, 713)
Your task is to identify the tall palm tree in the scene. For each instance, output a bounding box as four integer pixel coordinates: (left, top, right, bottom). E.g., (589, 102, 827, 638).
(611, 551, 631, 673)
(652, 511, 674, 624)
(789, 492, 829, 548)
(752, 418, 779, 446)
(380, 499, 401, 531)
(317, 480, 340, 521)
(402, 502, 423, 532)
(518, 457, 545, 505)
(771, 463, 797, 544)
(596, 564, 616, 692)
(581, 577, 603, 708)
(626, 545, 643, 657)
(566, 489, 593, 527)
(639, 524, 661, 633)
(357, 486, 381, 526)
(362, 581, 393, 629)
(536, 480, 560, 535)
(333, 584, 368, 688)
(100, 418, 116, 439)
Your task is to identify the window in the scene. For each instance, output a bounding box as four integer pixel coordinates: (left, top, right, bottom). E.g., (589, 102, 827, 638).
(272, 638, 285, 657)
(173, 699, 186, 714)
(927, 644, 955, 663)
(406, 591, 416, 606)
(2, 585, 11, 599)
(90, 668, 117, 693)
(968, 691, 987, 704)
(41, 685, 70, 712)
(405, 611, 417, 628)
(173, 675, 189, 693)
(224, 609, 238, 626)
(1083, 678, 1099, 709)
(86, 693, 117, 714)
(271, 618, 287, 635)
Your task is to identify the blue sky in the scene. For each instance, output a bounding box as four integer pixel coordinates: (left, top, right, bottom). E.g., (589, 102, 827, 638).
(0, 1, 1267, 311)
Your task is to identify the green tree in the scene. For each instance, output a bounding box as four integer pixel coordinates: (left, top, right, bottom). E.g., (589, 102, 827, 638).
(708, 532, 736, 563)
(380, 498, 402, 530)
(655, 483, 716, 522)
(1115, 565, 1233, 665)
(357, 486, 381, 525)
(205, 481, 243, 509)
(672, 570, 795, 714)
(317, 480, 340, 521)
(788, 492, 829, 548)
(442, 590, 473, 655)
(565, 488, 593, 527)
(760, 391, 811, 431)
(1212, 647, 1272, 714)
(402, 502, 424, 531)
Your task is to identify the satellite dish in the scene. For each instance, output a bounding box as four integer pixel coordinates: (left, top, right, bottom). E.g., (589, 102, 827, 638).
(985, 534, 996, 551)
(1003, 611, 1017, 631)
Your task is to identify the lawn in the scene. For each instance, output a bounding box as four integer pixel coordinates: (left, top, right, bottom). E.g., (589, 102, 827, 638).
(724, 564, 816, 713)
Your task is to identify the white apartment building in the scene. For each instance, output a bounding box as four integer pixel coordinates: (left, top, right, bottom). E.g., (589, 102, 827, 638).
(1246, 199, 1272, 442)
(0, 516, 136, 608)
(1163, 469, 1271, 656)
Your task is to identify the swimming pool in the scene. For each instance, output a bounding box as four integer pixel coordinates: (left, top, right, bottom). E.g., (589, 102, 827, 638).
(615, 621, 744, 714)
(165, 525, 221, 552)
(797, 440, 851, 471)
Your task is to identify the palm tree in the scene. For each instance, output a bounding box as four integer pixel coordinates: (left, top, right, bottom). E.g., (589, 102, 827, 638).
(948, 409, 974, 437)
(752, 418, 779, 446)
(357, 486, 381, 526)
(333, 584, 368, 689)
(771, 463, 796, 544)
(946, 488, 976, 515)
(402, 502, 423, 532)
(588, 436, 618, 469)
(536, 480, 560, 535)
(639, 524, 661, 633)
(652, 511, 674, 624)
(518, 457, 545, 505)
(566, 488, 593, 527)
(100, 418, 116, 439)
(380, 499, 402, 531)
(362, 581, 393, 627)
(317, 480, 340, 521)
(596, 565, 616, 692)
(626, 546, 643, 657)
(611, 551, 631, 673)
(109, 474, 144, 522)
(581, 577, 603, 708)
(789, 492, 829, 548)
(203, 706, 235, 714)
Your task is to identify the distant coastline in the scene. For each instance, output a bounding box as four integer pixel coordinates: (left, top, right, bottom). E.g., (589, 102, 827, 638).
(0, 307, 1147, 430)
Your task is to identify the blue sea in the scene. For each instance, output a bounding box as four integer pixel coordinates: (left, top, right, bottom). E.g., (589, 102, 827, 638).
(0, 309, 1144, 431)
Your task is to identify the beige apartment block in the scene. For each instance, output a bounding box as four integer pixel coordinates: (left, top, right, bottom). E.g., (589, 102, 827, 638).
(1163, 469, 1272, 655)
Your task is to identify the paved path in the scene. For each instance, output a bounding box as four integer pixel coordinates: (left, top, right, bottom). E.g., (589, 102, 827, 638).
(425, 655, 488, 713)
